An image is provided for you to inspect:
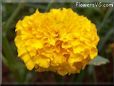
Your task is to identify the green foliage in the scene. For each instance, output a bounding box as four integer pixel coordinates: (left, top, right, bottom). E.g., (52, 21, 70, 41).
(89, 55, 109, 66)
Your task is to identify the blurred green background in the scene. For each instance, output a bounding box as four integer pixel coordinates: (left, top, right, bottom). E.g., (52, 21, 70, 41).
(2, 2, 114, 84)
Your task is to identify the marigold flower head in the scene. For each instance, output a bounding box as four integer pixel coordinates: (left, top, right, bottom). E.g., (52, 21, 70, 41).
(15, 8, 99, 76)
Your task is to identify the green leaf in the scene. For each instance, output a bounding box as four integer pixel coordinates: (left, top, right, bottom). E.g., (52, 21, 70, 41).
(89, 55, 109, 66)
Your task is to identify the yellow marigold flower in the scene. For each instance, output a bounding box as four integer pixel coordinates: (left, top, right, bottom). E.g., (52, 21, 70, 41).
(15, 8, 99, 76)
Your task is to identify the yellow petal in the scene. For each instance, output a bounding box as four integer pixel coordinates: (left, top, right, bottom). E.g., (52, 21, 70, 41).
(68, 54, 84, 65)
(35, 56, 50, 68)
(32, 40, 43, 49)
(26, 60, 34, 70)
(90, 47, 98, 59)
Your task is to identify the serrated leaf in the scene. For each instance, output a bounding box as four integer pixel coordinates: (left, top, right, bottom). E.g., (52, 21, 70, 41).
(89, 55, 109, 66)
